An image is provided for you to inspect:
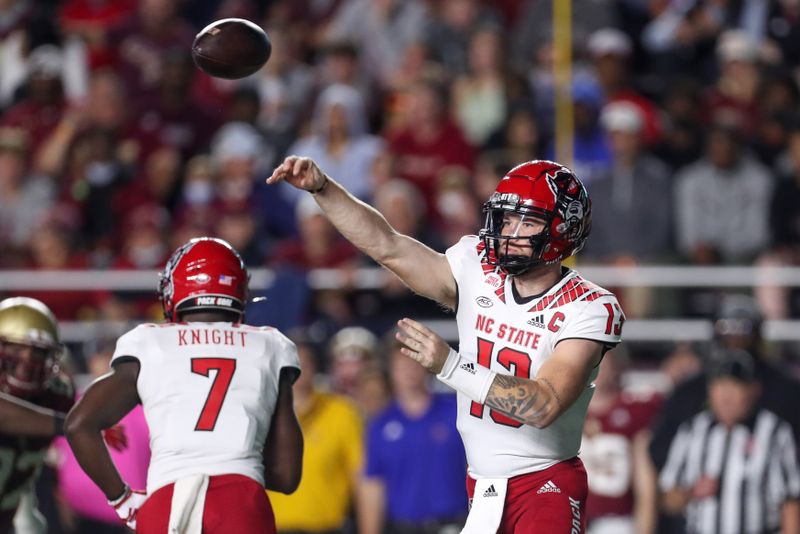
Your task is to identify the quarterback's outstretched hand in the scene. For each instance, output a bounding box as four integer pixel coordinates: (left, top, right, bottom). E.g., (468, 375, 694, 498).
(396, 318, 452, 374)
(266, 156, 328, 193)
(108, 486, 146, 530)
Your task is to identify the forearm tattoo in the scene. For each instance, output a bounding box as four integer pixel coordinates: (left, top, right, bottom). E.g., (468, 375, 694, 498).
(484, 374, 554, 426)
(539, 377, 562, 410)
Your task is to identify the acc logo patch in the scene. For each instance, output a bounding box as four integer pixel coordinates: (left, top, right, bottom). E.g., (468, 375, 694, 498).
(476, 296, 493, 308)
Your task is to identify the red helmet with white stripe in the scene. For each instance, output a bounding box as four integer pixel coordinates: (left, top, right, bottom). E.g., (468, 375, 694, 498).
(480, 160, 591, 275)
(158, 237, 249, 322)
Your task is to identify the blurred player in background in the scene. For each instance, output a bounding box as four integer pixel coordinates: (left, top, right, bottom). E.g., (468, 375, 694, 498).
(581, 349, 660, 534)
(269, 156, 624, 533)
(65, 237, 303, 533)
(0, 297, 75, 534)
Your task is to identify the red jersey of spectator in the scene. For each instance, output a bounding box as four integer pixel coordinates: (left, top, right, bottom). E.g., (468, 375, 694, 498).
(582, 392, 661, 523)
(271, 239, 358, 270)
(702, 30, 763, 139)
(17, 255, 109, 321)
(59, 0, 137, 69)
(609, 92, 662, 146)
(1, 100, 64, 157)
(702, 89, 761, 138)
(110, 203, 170, 269)
(387, 119, 474, 219)
(111, 145, 182, 220)
(271, 195, 360, 270)
(1, 44, 69, 158)
(107, 10, 195, 98)
(17, 223, 109, 321)
(128, 86, 221, 161)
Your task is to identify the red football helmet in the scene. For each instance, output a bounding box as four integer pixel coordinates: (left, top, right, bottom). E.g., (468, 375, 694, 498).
(480, 160, 592, 275)
(158, 237, 249, 322)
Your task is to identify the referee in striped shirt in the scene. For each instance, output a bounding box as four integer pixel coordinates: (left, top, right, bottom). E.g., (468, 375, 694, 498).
(659, 348, 800, 534)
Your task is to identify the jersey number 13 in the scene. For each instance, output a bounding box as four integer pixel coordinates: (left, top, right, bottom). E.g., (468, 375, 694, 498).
(469, 338, 530, 428)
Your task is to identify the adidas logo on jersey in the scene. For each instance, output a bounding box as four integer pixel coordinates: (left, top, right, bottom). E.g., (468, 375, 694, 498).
(460, 362, 477, 374)
(537, 480, 561, 494)
(527, 314, 546, 328)
(483, 484, 498, 497)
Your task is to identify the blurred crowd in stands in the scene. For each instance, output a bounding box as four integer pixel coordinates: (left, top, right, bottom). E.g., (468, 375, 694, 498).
(3, 0, 800, 532)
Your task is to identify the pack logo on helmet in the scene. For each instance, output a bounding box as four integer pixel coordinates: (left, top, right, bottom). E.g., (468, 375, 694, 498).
(195, 296, 234, 307)
(559, 200, 586, 238)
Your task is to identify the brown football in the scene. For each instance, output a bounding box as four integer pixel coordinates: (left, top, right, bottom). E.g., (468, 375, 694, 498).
(191, 18, 271, 79)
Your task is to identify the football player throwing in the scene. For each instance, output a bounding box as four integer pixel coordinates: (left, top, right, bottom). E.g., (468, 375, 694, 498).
(269, 157, 624, 534)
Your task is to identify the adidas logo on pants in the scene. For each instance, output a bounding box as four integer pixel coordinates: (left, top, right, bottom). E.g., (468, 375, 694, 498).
(536, 480, 561, 494)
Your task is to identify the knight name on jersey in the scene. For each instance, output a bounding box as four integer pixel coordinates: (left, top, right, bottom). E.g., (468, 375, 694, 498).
(475, 313, 541, 350)
(177, 328, 248, 347)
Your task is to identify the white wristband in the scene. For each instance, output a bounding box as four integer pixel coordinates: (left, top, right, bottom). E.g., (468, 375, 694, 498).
(436, 349, 496, 404)
(107, 485, 131, 507)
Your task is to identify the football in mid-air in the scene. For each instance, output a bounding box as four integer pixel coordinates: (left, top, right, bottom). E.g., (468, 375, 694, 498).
(191, 18, 271, 79)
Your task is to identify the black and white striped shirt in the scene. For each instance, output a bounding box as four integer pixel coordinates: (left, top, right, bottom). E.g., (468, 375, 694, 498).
(659, 409, 800, 534)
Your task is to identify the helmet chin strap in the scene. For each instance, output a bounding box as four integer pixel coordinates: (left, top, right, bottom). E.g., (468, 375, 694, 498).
(494, 231, 546, 276)
(501, 258, 534, 276)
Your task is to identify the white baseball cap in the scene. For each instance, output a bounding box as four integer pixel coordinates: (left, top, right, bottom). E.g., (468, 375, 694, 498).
(716, 30, 758, 63)
(210, 122, 264, 163)
(600, 101, 644, 133)
(587, 28, 632, 58)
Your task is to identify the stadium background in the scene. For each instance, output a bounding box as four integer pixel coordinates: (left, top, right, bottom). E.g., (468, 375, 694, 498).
(1, 0, 800, 532)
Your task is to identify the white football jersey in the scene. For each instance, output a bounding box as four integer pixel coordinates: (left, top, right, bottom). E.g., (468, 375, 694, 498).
(111, 322, 300, 494)
(445, 236, 624, 478)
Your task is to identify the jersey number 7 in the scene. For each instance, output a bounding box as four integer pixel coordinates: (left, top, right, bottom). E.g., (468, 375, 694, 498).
(191, 358, 236, 431)
(469, 338, 531, 428)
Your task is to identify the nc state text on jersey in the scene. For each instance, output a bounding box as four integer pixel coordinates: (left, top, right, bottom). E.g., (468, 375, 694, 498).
(475, 314, 541, 349)
(178, 328, 247, 347)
